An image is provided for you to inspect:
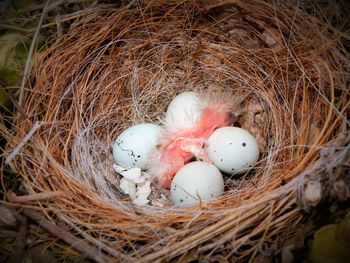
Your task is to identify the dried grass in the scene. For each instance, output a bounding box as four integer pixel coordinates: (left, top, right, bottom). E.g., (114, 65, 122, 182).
(1, 0, 350, 262)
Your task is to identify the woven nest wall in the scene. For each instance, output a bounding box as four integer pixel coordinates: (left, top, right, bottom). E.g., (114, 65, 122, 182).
(2, 0, 350, 262)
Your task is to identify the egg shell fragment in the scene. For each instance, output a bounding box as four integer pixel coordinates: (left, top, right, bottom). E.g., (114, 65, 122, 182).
(113, 123, 162, 169)
(207, 127, 259, 174)
(165, 91, 203, 131)
(170, 161, 224, 208)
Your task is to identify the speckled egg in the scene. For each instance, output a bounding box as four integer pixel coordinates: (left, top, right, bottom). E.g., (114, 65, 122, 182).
(170, 161, 224, 207)
(206, 127, 259, 174)
(112, 123, 162, 169)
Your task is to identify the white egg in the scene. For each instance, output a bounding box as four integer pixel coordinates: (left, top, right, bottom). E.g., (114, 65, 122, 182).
(165, 91, 203, 130)
(112, 123, 162, 169)
(207, 127, 259, 174)
(170, 161, 224, 208)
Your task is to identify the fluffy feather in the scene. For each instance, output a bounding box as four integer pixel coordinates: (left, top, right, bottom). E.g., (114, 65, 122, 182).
(147, 91, 244, 188)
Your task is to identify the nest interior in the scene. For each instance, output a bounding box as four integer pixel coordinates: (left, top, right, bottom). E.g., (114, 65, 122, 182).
(2, 0, 350, 262)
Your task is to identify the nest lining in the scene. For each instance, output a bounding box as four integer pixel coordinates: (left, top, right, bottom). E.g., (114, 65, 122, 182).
(2, 0, 350, 261)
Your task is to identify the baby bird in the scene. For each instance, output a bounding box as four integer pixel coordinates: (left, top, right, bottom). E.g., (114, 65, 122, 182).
(148, 92, 235, 189)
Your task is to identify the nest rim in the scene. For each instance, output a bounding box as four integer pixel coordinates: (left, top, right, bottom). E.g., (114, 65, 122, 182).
(2, 0, 350, 261)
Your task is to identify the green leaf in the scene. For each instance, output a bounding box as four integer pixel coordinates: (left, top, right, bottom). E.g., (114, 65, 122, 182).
(310, 219, 350, 263)
(15, 41, 29, 65)
(0, 88, 10, 110)
(0, 33, 23, 68)
(0, 67, 20, 86)
(0, 33, 24, 86)
(338, 212, 350, 242)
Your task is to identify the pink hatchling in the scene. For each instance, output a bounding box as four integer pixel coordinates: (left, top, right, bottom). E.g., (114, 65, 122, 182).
(148, 93, 232, 189)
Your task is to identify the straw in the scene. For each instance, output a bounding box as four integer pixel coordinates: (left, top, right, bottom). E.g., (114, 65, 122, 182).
(1, 0, 349, 261)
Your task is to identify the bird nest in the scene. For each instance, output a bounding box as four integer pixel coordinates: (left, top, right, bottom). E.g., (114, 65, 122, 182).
(2, 0, 350, 262)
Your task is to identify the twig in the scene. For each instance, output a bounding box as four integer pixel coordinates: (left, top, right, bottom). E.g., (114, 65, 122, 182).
(2, 5, 114, 34)
(40, 6, 106, 30)
(21, 208, 109, 263)
(18, 0, 50, 109)
(5, 121, 47, 165)
(2, 87, 29, 118)
(55, 14, 63, 36)
(0, 24, 31, 33)
(59, 214, 131, 261)
(8, 191, 62, 203)
(20, 0, 90, 13)
(8, 215, 28, 263)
